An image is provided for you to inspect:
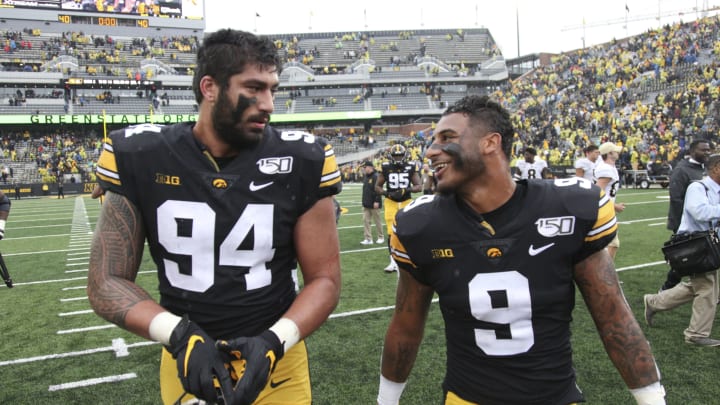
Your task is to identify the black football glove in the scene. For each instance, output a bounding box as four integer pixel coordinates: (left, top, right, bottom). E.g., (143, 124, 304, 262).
(387, 189, 408, 201)
(167, 315, 234, 403)
(216, 330, 284, 405)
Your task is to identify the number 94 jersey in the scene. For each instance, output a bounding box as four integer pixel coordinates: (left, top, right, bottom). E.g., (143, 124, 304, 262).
(390, 179, 617, 405)
(96, 123, 342, 339)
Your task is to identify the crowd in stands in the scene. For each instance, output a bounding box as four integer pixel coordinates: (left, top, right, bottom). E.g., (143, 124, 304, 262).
(1, 26, 199, 76)
(337, 16, 720, 185)
(2, 15, 720, 189)
(0, 129, 101, 184)
(490, 15, 720, 175)
(3, 30, 31, 54)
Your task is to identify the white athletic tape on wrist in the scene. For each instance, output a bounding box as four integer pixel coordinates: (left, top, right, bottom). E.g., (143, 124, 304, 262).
(269, 317, 300, 352)
(148, 312, 182, 346)
(630, 381, 666, 405)
(377, 374, 406, 405)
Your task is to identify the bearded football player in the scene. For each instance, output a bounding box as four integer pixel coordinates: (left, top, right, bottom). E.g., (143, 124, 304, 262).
(88, 29, 342, 405)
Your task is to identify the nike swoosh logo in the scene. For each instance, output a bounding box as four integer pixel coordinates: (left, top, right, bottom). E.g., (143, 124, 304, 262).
(528, 243, 555, 256)
(184, 335, 204, 377)
(270, 377, 291, 388)
(249, 181, 273, 191)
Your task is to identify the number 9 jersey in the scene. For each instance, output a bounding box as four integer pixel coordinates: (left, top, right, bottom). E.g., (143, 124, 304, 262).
(389, 178, 617, 405)
(95, 122, 342, 340)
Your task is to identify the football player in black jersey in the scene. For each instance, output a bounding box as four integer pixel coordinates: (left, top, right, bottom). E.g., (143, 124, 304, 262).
(0, 189, 11, 287)
(87, 29, 342, 405)
(377, 95, 665, 405)
(374, 144, 421, 272)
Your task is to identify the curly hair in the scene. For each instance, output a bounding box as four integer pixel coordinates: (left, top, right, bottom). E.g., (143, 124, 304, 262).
(443, 95, 514, 158)
(192, 29, 282, 104)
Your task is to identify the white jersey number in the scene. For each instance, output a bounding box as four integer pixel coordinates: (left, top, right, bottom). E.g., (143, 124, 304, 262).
(402, 198, 536, 355)
(469, 271, 534, 355)
(388, 172, 411, 189)
(157, 201, 275, 293)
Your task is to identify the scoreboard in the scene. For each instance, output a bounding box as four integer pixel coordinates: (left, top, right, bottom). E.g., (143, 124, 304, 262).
(57, 14, 150, 28)
(0, 0, 205, 21)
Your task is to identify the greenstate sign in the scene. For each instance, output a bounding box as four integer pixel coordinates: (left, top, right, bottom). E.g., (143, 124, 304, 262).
(0, 114, 197, 125)
(0, 111, 382, 125)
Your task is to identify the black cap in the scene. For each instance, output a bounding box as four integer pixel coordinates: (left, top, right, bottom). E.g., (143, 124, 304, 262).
(363, 160, 374, 167)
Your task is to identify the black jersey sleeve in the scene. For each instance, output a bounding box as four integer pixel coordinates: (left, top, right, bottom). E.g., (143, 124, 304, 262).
(276, 130, 342, 215)
(95, 123, 167, 205)
(389, 194, 439, 285)
(313, 137, 343, 199)
(554, 178, 617, 263)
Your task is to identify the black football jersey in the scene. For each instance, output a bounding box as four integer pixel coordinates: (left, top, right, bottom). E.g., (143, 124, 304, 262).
(380, 160, 418, 201)
(390, 179, 616, 405)
(96, 122, 342, 339)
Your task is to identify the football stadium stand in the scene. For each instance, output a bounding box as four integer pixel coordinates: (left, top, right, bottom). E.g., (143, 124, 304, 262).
(0, 3, 718, 197)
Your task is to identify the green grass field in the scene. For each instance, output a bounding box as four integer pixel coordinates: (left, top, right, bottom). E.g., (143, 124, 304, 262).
(0, 184, 718, 404)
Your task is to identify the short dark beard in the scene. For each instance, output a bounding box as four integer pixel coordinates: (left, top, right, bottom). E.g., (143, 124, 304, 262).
(212, 90, 265, 149)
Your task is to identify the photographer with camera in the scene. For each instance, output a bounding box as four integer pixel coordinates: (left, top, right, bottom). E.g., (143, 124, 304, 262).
(659, 139, 712, 291)
(644, 153, 720, 347)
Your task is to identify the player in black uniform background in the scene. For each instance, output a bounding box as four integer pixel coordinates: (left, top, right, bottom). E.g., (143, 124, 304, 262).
(374, 144, 421, 272)
(87, 29, 342, 405)
(0, 189, 12, 287)
(377, 95, 665, 405)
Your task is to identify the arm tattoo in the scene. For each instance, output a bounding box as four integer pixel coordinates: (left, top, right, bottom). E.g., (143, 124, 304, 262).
(88, 192, 151, 328)
(387, 272, 433, 378)
(574, 250, 660, 388)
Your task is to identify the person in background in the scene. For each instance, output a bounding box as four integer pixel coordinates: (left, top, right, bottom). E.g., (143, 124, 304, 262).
(644, 153, 720, 347)
(378, 95, 665, 405)
(57, 175, 65, 199)
(333, 196, 342, 224)
(0, 189, 11, 287)
(0, 189, 11, 240)
(512, 146, 548, 179)
(87, 29, 342, 405)
(659, 139, 712, 291)
(375, 144, 421, 272)
(574, 144, 600, 182)
(420, 162, 435, 195)
(595, 141, 626, 259)
(360, 160, 384, 245)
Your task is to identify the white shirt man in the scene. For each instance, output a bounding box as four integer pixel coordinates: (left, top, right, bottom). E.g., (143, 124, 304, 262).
(594, 141, 626, 259)
(574, 144, 600, 182)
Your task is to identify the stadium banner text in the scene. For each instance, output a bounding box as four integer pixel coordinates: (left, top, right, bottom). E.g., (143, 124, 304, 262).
(0, 111, 383, 125)
(0, 114, 199, 125)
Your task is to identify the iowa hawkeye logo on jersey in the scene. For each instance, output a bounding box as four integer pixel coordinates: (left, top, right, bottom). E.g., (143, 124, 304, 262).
(212, 178, 229, 189)
(535, 216, 575, 237)
(486, 247, 503, 258)
(470, 239, 514, 261)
